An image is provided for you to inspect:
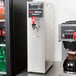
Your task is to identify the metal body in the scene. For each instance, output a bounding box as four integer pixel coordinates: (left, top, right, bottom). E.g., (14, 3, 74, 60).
(27, 2, 54, 73)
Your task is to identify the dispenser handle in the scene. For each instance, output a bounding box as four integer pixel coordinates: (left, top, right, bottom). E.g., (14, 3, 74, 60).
(32, 17, 36, 24)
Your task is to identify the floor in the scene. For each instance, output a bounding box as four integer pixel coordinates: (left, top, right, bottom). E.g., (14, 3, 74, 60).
(17, 62, 76, 76)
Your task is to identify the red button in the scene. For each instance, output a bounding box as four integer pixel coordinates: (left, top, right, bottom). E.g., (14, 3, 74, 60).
(73, 32, 76, 39)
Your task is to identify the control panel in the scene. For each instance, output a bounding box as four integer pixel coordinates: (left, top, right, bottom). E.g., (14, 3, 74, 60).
(61, 26, 76, 39)
(59, 21, 76, 41)
(29, 3, 43, 17)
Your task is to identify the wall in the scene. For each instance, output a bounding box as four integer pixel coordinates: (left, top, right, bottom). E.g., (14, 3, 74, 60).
(33, 0, 76, 61)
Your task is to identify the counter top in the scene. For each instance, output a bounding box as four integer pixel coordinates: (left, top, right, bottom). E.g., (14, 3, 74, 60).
(17, 62, 76, 76)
